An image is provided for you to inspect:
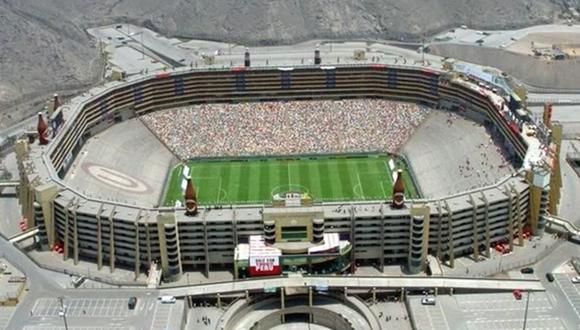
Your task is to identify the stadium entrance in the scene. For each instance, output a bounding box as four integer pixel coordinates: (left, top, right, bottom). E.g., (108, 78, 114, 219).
(234, 192, 352, 279)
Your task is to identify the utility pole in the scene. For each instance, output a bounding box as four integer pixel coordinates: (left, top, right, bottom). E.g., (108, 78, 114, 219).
(58, 296, 69, 330)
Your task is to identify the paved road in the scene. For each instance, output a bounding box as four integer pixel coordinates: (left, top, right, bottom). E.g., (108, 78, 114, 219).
(0, 114, 36, 140)
(2, 24, 580, 329)
(0, 232, 60, 293)
(558, 141, 580, 228)
(432, 24, 580, 50)
(0, 233, 170, 329)
(528, 93, 580, 105)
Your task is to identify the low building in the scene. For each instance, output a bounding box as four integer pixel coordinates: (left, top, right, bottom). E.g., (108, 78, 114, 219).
(0, 259, 26, 306)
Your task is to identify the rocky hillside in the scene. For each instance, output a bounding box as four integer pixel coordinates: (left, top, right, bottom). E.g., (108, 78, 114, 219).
(0, 0, 560, 127)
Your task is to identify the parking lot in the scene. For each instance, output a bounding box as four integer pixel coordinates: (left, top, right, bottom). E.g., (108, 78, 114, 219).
(465, 316, 564, 330)
(409, 292, 568, 330)
(150, 300, 185, 330)
(32, 298, 134, 318)
(0, 306, 16, 329)
(407, 297, 450, 329)
(554, 273, 580, 319)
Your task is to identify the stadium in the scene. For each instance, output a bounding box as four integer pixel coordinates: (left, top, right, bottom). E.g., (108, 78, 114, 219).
(15, 54, 562, 282)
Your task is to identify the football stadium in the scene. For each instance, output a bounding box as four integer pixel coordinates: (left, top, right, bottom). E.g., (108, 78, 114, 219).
(14, 53, 562, 282)
(162, 154, 419, 206)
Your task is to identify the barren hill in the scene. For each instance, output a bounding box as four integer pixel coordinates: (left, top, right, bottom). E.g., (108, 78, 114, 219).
(0, 0, 560, 127)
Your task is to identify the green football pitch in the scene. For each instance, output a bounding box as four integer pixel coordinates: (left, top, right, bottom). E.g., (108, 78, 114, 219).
(163, 155, 418, 206)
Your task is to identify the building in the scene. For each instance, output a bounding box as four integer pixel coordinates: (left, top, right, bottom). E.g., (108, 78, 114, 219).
(16, 63, 561, 281)
(0, 259, 26, 306)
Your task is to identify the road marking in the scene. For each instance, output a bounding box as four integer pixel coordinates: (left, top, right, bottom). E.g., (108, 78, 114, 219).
(437, 302, 451, 330)
(555, 274, 580, 319)
(356, 173, 364, 199)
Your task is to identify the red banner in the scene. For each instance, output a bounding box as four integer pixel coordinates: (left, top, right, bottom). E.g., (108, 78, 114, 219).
(249, 256, 281, 276)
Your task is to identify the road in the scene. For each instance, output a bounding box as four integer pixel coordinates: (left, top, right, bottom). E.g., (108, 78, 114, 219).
(0, 232, 169, 329)
(558, 141, 580, 227)
(1, 24, 580, 329)
(431, 24, 580, 50)
(0, 114, 36, 141)
(528, 93, 580, 105)
(160, 275, 544, 298)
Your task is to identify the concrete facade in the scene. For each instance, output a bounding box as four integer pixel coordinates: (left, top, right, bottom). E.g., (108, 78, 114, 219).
(15, 64, 557, 280)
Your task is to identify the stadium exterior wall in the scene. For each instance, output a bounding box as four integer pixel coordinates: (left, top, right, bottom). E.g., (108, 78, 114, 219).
(17, 64, 548, 280)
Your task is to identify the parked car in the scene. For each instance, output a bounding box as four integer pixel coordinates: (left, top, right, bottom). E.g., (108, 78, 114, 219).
(421, 297, 436, 305)
(128, 296, 137, 310)
(520, 267, 534, 274)
(513, 289, 522, 300)
(571, 276, 580, 284)
(159, 296, 176, 304)
(546, 273, 555, 282)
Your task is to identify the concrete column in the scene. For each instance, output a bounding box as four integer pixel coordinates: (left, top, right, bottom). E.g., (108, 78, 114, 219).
(203, 213, 210, 278)
(511, 185, 524, 246)
(505, 187, 515, 251)
(245, 290, 250, 301)
(443, 201, 454, 268)
(96, 205, 103, 270)
(134, 212, 141, 280)
(232, 208, 238, 245)
(34, 183, 58, 248)
(109, 206, 116, 272)
(379, 205, 385, 272)
(72, 206, 79, 265)
(217, 293, 222, 309)
(400, 288, 405, 301)
(436, 201, 443, 261)
(308, 287, 313, 323)
(280, 288, 285, 324)
(372, 287, 377, 304)
(480, 192, 490, 258)
(468, 195, 479, 261)
(63, 202, 70, 261)
(350, 205, 356, 273)
(145, 222, 152, 264)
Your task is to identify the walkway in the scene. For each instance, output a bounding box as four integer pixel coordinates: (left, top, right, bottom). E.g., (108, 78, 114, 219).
(161, 275, 544, 297)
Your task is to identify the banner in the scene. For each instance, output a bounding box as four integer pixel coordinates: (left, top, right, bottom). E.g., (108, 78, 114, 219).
(249, 256, 281, 276)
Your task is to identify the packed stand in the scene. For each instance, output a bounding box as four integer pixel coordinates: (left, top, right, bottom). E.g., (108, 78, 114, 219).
(141, 100, 431, 159)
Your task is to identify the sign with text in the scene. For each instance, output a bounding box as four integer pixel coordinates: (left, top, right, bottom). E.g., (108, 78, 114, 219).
(249, 256, 281, 276)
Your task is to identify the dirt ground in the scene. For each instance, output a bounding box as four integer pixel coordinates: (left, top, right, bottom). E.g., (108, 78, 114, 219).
(430, 43, 580, 90)
(507, 32, 580, 57)
(0, 0, 561, 128)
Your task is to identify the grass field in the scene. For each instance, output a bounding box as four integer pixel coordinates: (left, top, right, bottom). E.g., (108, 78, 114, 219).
(163, 154, 418, 206)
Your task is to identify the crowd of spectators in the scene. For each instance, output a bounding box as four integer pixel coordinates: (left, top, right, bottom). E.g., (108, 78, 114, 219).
(141, 100, 430, 159)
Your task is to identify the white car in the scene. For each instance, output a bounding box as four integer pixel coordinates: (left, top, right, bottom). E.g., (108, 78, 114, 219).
(571, 276, 580, 284)
(421, 297, 436, 305)
(159, 296, 176, 304)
